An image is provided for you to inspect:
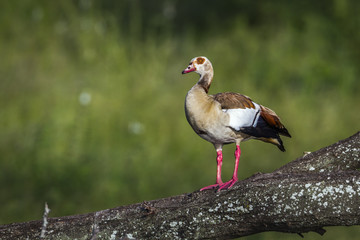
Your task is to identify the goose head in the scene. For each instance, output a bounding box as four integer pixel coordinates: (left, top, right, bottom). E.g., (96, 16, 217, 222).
(182, 56, 213, 76)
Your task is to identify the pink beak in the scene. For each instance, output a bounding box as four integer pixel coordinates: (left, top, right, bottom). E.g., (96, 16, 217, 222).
(182, 63, 196, 74)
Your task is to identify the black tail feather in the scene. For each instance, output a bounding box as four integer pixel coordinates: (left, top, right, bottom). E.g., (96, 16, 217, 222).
(276, 137, 286, 152)
(240, 116, 288, 151)
(279, 127, 291, 138)
(240, 116, 281, 139)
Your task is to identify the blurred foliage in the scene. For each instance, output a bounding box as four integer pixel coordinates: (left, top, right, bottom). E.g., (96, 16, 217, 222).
(0, 0, 359, 239)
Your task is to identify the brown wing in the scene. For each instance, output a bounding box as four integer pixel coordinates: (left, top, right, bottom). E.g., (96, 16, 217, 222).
(260, 105, 291, 137)
(214, 92, 291, 151)
(213, 92, 256, 109)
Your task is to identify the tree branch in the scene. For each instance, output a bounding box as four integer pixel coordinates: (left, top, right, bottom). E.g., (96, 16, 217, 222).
(1, 132, 359, 240)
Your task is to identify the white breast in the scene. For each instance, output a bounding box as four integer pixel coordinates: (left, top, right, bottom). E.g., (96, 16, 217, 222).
(222, 102, 260, 131)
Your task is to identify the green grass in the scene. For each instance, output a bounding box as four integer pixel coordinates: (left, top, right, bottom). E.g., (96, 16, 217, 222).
(0, 1, 359, 239)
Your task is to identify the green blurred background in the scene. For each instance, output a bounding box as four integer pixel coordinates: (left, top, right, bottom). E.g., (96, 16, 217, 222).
(0, 0, 359, 239)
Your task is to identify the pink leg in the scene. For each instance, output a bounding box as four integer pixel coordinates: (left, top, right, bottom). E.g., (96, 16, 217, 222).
(218, 145, 241, 191)
(200, 150, 224, 191)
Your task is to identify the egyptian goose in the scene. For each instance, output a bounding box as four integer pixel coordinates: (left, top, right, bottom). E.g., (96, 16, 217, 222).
(182, 56, 291, 191)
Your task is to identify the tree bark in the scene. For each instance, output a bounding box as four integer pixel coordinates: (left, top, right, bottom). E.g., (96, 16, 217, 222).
(1, 132, 359, 240)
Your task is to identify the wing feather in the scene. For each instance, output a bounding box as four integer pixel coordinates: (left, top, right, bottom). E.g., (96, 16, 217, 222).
(260, 105, 291, 137)
(213, 92, 260, 130)
(222, 105, 260, 131)
(213, 92, 255, 109)
(213, 92, 291, 138)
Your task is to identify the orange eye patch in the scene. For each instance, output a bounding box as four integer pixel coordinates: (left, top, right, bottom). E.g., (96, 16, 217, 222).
(196, 57, 205, 64)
